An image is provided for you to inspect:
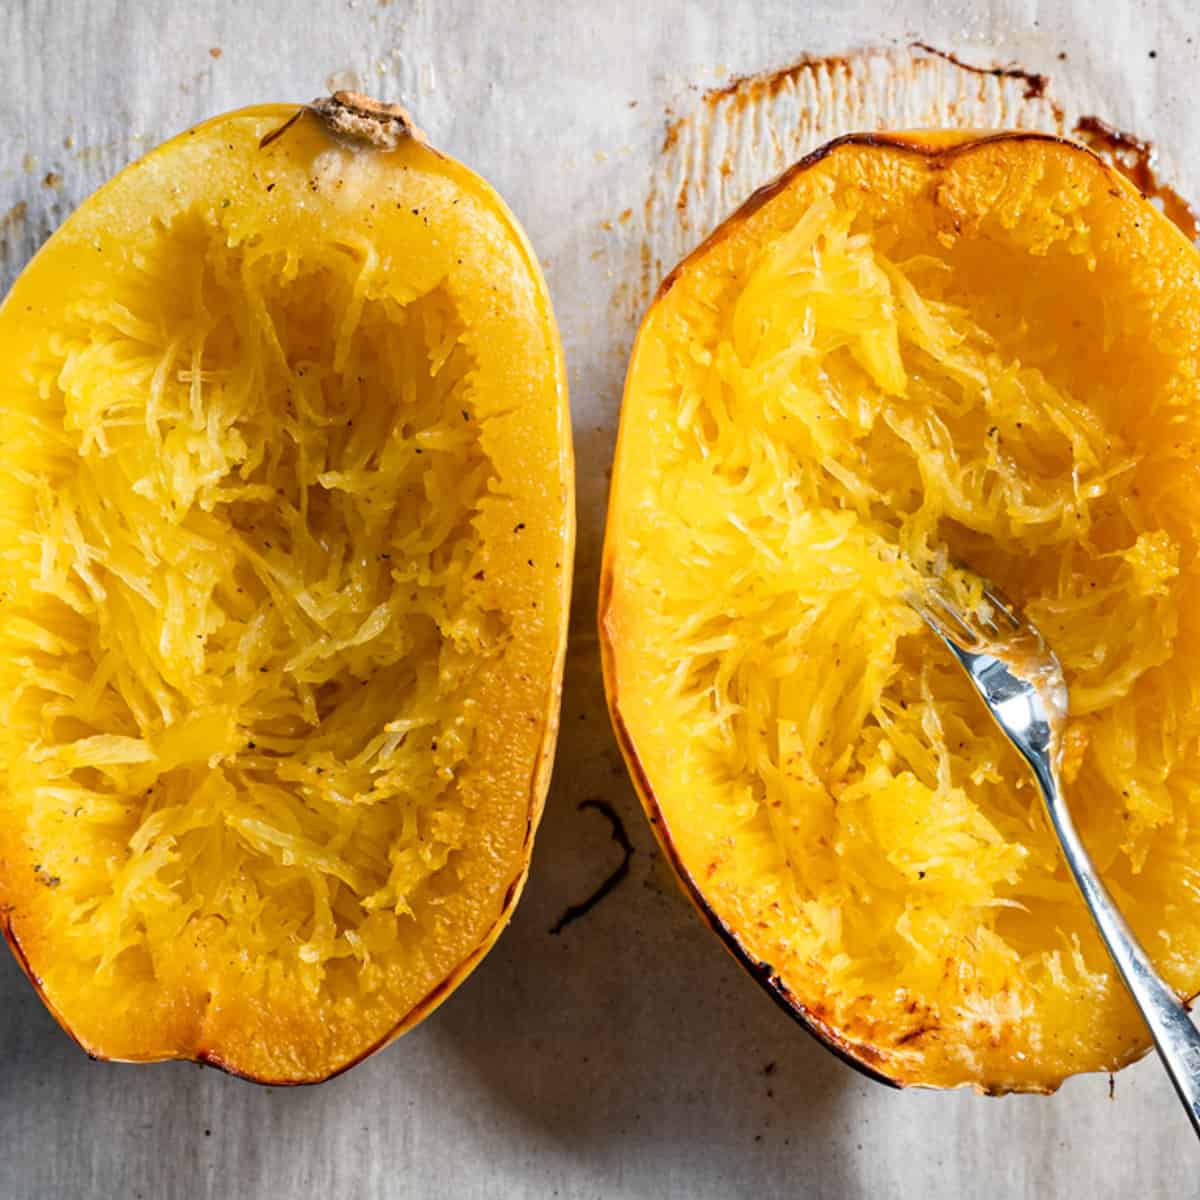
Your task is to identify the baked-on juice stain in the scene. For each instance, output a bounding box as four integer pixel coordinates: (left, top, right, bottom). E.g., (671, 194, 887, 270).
(647, 47, 1200, 310)
(661, 53, 854, 154)
(911, 42, 1049, 100)
(706, 53, 852, 105)
(550, 798, 634, 935)
(1073, 115, 1199, 242)
(911, 54, 1198, 242)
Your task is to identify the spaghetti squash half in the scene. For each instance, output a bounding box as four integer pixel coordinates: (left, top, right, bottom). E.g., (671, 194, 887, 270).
(0, 94, 573, 1083)
(602, 131, 1200, 1091)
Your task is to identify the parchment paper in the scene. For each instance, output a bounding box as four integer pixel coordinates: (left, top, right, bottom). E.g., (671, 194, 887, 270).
(1, 2, 1197, 1196)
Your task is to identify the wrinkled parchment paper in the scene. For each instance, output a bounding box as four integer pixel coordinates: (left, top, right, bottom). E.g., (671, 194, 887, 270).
(1, 2, 1197, 1196)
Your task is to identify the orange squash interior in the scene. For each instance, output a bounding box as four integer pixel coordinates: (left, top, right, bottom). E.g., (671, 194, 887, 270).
(0, 95, 573, 1083)
(602, 131, 1200, 1091)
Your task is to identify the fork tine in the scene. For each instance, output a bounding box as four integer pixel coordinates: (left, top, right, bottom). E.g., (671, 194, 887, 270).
(905, 586, 980, 649)
(905, 565, 1069, 754)
(973, 594, 1002, 639)
(911, 567, 1050, 668)
(927, 589, 981, 646)
(981, 584, 1022, 631)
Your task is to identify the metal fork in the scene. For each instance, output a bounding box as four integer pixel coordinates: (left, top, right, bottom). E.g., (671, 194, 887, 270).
(908, 573, 1200, 1133)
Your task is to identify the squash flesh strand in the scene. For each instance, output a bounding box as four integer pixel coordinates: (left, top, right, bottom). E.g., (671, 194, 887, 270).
(614, 152, 1200, 1086)
(2, 210, 502, 1003)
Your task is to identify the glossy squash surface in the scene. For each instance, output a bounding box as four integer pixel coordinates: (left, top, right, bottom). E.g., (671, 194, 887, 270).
(602, 131, 1200, 1090)
(0, 95, 573, 1083)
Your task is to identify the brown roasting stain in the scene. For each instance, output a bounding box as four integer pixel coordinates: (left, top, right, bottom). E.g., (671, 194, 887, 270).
(623, 45, 1200, 325)
(711, 54, 853, 104)
(911, 41, 1049, 101)
(549, 798, 634, 935)
(631, 47, 1072, 317)
(1073, 115, 1199, 241)
(896, 1023, 937, 1045)
(209, 47, 223, 60)
(42, 172, 61, 191)
(0, 201, 27, 250)
(661, 117, 682, 155)
(1, 201, 27, 230)
(661, 54, 855, 154)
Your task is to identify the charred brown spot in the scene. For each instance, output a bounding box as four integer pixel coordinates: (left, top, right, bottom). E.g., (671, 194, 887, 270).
(1073, 115, 1198, 241)
(500, 874, 522, 913)
(851, 1042, 885, 1065)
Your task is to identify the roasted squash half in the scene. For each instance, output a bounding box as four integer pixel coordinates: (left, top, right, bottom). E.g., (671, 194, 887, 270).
(0, 94, 573, 1083)
(601, 131, 1200, 1092)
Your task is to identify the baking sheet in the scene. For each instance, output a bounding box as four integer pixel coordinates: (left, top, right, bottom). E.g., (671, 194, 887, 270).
(2, 1, 1198, 1196)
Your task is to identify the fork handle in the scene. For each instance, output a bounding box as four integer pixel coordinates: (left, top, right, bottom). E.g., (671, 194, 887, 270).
(1035, 759, 1200, 1134)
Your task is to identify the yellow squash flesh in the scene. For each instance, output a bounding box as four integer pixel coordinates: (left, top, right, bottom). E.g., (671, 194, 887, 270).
(0, 95, 573, 1083)
(602, 131, 1200, 1091)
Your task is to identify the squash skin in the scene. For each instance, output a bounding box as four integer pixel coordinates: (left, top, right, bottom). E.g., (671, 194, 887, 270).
(0, 96, 574, 1084)
(600, 129, 1200, 1093)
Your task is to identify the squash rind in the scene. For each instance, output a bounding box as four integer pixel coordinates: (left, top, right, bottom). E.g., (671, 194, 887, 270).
(601, 129, 1200, 1092)
(0, 98, 574, 1084)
